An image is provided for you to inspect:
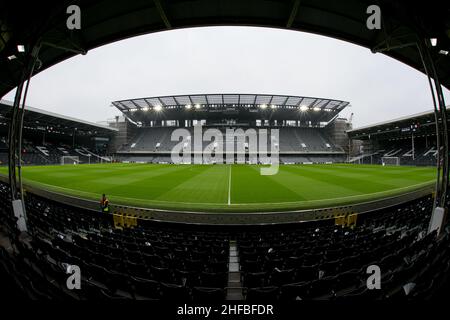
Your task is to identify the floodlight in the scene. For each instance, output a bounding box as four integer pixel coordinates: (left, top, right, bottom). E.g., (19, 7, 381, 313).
(439, 50, 449, 56)
(313, 107, 321, 112)
(8, 55, 17, 60)
(270, 104, 277, 109)
(142, 107, 149, 112)
(17, 45, 25, 52)
(260, 104, 268, 110)
(430, 38, 437, 46)
(185, 104, 192, 109)
(154, 105, 162, 112)
(194, 104, 201, 109)
(299, 105, 308, 112)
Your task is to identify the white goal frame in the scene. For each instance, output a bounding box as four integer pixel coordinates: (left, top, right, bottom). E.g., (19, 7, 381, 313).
(381, 156, 400, 166)
(60, 156, 80, 165)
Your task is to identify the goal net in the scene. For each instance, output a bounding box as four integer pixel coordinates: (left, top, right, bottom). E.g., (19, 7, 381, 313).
(381, 156, 400, 166)
(61, 156, 80, 165)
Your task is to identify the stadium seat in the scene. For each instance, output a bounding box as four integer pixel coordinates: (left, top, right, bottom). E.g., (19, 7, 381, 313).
(333, 269, 364, 294)
(160, 282, 191, 301)
(130, 276, 160, 300)
(150, 265, 173, 283)
(192, 287, 226, 302)
(246, 286, 279, 301)
(199, 271, 227, 288)
(280, 282, 311, 300)
(270, 268, 295, 286)
(243, 271, 267, 288)
(294, 265, 318, 282)
(308, 277, 336, 299)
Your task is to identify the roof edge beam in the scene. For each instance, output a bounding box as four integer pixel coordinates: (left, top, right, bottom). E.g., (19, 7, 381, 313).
(153, 0, 172, 29)
(286, 0, 301, 28)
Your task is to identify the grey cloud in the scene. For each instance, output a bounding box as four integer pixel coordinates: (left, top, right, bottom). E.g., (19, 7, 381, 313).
(5, 27, 449, 128)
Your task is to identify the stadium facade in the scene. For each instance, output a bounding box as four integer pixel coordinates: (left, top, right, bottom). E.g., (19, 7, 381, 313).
(348, 108, 450, 167)
(0, 100, 117, 165)
(111, 94, 352, 165)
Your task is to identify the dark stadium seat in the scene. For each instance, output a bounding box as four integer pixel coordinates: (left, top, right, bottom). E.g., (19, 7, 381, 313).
(81, 280, 114, 300)
(1, 177, 449, 301)
(199, 271, 227, 288)
(319, 259, 341, 277)
(160, 282, 191, 301)
(270, 268, 295, 286)
(333, 269, 364, 294)
(126, 261, 150, 279)
(150, 265, 173, 283)
(174, 269, 199, 287)
(308, 277, 336, 299)
(130, 277, 161, 300)
(294, 265, 318, 282)
(246, 286, 279, 301)
(192, 287, 226, 302)
(242, 271, 267, 288)
(286, 256, 303, 269)
(280, 282, 311, 300)
(334, 286, 383, 301)
(240, 260, 262, 273)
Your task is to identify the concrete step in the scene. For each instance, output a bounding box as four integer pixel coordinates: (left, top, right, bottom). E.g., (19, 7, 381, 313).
(227, 281, 242, 288)
(228, 272, 241, 282)
(226, 242, 243, 300)
(229, 263, 239, 272)
(226, 288, 244, 300)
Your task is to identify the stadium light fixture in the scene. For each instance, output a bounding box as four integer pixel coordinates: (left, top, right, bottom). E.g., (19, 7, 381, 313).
(185, 104, 192, 110)
(142, 107, 149, 112)
(270, 104, 277, 109)
(430, 38, 437, 46)
(299, 105, 308, 112)
(260, 104, 268, 110)
(194, 104, 201, 109)
(17, 45, 25, 52)
(7, 54, 17, 60)
(313, 107, 321, 112)
(154, 105, 163, 112)
(439, 50, 449, 56)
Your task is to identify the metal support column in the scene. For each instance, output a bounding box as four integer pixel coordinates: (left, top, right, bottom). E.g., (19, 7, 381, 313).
(8, 44, 41, 199)
(373, 35, 448, 230)
(7, 43, 41, 232)
(417, 39, 449, 208)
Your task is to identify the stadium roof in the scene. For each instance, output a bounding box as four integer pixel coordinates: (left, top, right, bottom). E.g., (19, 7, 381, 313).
(0, 99, 117, 135)
(112, 94, 349, 124)
(1, 0, 449, 101)
(347, 107, 450, 140)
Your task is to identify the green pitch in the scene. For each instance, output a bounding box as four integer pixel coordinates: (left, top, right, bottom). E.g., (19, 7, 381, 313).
(0, 163, 436, 212)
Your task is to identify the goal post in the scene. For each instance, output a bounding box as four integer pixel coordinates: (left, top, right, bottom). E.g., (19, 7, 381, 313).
(60, 156, 80, 165)
(381, 156, 400, 166)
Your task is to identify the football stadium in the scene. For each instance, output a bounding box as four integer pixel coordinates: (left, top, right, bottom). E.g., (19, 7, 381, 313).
(0, 0, 449, 309)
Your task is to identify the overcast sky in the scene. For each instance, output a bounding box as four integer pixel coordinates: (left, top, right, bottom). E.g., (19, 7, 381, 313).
(3, 26, 450, 128)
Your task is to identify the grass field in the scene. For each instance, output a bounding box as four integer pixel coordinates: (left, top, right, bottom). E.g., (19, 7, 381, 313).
(0, 163, 436, 212)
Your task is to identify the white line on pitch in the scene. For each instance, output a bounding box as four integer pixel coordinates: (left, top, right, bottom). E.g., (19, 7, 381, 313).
(228, 165, 232, 205)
